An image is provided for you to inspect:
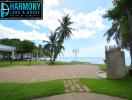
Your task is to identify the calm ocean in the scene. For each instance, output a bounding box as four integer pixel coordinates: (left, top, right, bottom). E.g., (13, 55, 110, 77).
(57, 57, 131, 65)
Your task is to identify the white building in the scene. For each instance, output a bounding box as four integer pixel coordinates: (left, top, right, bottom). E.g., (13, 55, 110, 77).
(0, 44, 16, 59)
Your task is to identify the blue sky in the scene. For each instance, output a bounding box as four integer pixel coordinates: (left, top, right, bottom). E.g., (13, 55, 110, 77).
(0, 0, 130, 57)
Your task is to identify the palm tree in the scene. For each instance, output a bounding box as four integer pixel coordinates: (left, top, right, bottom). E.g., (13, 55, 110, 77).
(43, 32, 64, 64)
(104, 21, 121, 45)
(43, 14, 73, 64)
(56, 14, 74, 44)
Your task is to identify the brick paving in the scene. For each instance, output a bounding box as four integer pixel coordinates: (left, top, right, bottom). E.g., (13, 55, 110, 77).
(0, 64, 100, 83)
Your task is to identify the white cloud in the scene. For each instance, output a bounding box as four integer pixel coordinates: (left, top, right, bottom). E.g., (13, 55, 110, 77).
(72, 29, 95, 39)
(71, 8, 107, 39)
(20, 0, 108, 39)
(71, 8, 107, 31)
(0, 24, 48, 41)
(21, 20, 41, 30)
(44, 0, 59, 9)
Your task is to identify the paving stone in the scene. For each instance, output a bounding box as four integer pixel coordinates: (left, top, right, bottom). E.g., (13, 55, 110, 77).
(72, 80, 77, 84)
(78, 89, 84, 92)
(75, 84, 81, 88)
(67, 80, 72, 82)
(70, 86, 76, 92)
(64, 79, 91, 93)
(75, 79, 79, 82)
(82, 85, 90, 92)
(67, 80, 73, 85)
(63, 80, 66, 84)
(65, 89, 71, 93)
(64, 84, 69, 88)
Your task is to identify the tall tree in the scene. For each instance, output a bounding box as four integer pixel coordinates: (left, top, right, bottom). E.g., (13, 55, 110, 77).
(43, 14, 74, 64)
(104, 0, 132, 69)
(43, 32, 64, 64)
(19, 40, 36, 60)
(56, 14, 74, 44)
(19, 40, 36, 53)
(38, 45, 44, 57)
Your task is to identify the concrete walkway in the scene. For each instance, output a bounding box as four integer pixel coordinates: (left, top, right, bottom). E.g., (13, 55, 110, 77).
(0, 64, 100, 83)
(34, 93, 125, 100)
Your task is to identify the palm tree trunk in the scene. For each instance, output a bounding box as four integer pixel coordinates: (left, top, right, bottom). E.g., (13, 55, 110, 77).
(52, 57, 56, 64)
(50, 57, 53, 63)
(52, 53, 57, 64)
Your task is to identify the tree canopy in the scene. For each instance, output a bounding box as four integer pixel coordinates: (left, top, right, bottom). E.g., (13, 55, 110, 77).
(0, 38, 36, 53)
(104, 0, 132, 67)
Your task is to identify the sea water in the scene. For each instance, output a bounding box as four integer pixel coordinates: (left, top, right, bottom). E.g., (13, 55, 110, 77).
(57, 57, 131, 65)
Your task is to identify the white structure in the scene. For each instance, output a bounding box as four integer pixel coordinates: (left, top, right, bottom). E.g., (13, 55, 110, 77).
(0, 44, 16, 58)
(105, 46, 126, 79)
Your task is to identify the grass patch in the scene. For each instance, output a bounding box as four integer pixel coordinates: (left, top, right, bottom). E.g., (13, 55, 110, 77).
(0, 80, 65, 100)
(98, 64, 129, 73)
(0, 61, 41, 67)
(99, 64, 107, 71)
(47, 61, 75, 65)
(44, 61, 89, 65)
(80, 77, 132, 100)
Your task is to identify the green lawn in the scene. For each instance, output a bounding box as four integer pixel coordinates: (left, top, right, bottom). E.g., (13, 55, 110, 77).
(98, 64, 129, 73)
(0, 60, 89, 67)
(44, 61, 74, 65)
(80, 77, 132, 100)
(0, 80, 65, 100)
(99, 64, 107, 71)
(0, 61, 41, 67)
(44, 61, 89, 65)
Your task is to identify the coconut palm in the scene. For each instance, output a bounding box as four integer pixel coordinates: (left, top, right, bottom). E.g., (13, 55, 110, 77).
(43, 32, 64, 64)
(56, 14, 74, 44)
(43, 14, 73, 64)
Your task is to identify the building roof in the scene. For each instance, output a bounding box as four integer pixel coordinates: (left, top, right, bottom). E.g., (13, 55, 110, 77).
(0, 44, 16, 52)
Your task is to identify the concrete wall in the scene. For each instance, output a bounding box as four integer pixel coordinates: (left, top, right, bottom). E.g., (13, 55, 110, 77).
(105, 46, 126, 79)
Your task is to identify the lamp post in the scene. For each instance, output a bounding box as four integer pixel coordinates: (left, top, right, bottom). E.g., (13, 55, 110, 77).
(73, 48, 79, 64)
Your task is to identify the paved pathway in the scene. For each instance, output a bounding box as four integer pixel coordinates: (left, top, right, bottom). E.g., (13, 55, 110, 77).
(34, 93, 125, 100)
(0, 64, 100, 83)
(64, 79, 90, 93)
(34, 78, 125, 100)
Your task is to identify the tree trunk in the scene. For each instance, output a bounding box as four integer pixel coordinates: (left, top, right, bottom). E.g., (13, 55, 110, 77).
(21, 51, 24, 60)
(129, 43, 132, 75)
(50, 57, 53, 63)
(130, 43, 132, 68)
(125, 8, 132, 75)
(125, 8, 132, 33)
(52, 56, 56, 64)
